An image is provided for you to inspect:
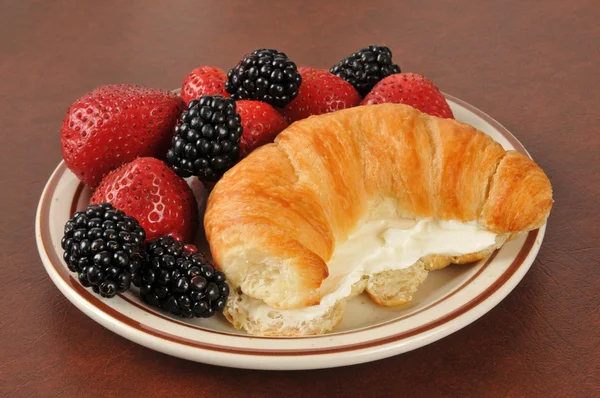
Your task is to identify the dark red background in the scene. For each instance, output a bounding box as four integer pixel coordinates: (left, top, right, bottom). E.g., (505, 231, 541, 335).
(1, 0, 599, 396)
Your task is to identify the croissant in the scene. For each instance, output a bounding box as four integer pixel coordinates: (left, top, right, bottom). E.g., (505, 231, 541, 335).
(205, 104, 553, 336)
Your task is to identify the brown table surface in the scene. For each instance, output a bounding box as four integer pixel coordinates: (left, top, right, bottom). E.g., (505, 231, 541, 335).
(2, 0, 599, 396)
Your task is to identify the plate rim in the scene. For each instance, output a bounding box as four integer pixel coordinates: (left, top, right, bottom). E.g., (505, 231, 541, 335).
(36, 95, 547, 369)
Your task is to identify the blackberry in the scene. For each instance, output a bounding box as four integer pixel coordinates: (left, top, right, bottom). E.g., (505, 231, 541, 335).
(140, 236, 229, 318)
(61, 203, 146, 298)
(330, 45, 401, 97)
(166, 95, 242, 182)
(225, 48, 302, 108)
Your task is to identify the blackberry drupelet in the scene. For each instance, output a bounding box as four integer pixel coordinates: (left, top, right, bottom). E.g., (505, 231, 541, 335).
(140, 236, 230, 319)
(166, 95, 242, 182)
(330, 45, 401, 97)
(225, 48, 302, 108)
(61, 203, 146, 298)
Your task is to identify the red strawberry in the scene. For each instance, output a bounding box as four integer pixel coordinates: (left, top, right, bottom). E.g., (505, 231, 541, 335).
(281, 66, 361, 123)
(360, 73, 454, 118)
(61, 84, 184, 188)
(181, 66, 230, 104)
(236, 100, 288, 158)
(90, 157, 198, 242)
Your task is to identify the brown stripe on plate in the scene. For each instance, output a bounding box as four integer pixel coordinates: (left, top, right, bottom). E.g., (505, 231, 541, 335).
(69, 182, 85, 216)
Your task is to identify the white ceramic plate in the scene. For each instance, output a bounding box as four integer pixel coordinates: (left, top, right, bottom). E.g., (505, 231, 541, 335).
(36, 94, 546, 370)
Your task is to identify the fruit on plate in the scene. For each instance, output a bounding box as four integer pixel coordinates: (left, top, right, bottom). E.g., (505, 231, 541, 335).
(330, 45, 401, 97)
(166, 95, 243, 182)
(361, 73, 454, 119)
(139, 236, 230, 318)
(181, 66, 230, 104)
(61, 84, 184, 188)
(61, 203, 146, 298)
(90, 157, 198, 242)
(225, 48, 302, 108)
(236, 100, 288, 158)
(281, 66, 361, 123)
(56, 44, 460, 321)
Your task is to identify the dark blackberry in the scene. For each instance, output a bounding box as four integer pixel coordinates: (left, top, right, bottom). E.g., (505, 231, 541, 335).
(330, 45, 401, 97)
(140, 236, 229, 318)
(61, 203, 146, 298)
(225, 48, 302, 108)
(166, 95, 242, 182)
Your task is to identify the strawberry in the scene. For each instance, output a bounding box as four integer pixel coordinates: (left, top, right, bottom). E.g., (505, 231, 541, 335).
(281, 66, 361, 123)
(360, 73, 454, 119)
(61, 84, 184, 188)
(236, 100, 288, 158)
(90, 157, 198, 242)
(181, 66, 230, 104)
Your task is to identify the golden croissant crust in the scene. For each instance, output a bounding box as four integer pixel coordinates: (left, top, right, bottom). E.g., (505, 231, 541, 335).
(205, 104, 553, 310)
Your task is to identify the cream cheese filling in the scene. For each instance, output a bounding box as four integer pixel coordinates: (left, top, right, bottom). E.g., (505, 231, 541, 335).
(236, 218, 498, 324)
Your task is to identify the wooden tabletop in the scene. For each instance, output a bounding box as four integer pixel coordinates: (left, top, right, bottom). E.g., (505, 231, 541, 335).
(1, 0, 599, 396)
